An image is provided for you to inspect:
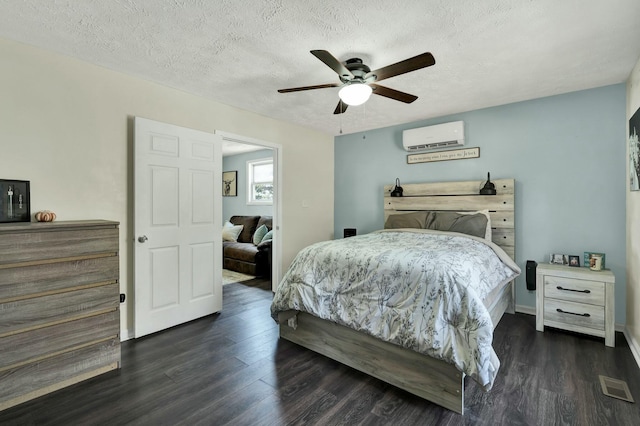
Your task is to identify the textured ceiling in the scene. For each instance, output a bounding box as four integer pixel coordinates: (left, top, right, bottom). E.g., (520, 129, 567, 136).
(1, 0, 640, 136)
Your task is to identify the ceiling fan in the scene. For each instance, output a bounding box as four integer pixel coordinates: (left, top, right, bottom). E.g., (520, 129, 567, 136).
(278, 50, 436, 114)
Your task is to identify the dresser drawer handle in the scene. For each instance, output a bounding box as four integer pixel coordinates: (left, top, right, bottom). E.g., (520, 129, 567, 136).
(557, 286, 590, 294)
(556, 308, 590, 317)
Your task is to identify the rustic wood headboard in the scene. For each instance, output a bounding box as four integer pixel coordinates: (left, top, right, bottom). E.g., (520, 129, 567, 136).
(383, 179, 516, 260)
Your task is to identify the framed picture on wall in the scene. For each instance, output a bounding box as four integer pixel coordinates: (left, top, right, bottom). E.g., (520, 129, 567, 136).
(222, 171, 237, 197)
(0, 179, 31, 223)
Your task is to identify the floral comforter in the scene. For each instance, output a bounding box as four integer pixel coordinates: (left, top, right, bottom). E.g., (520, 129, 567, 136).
(270, 229, 521, 389)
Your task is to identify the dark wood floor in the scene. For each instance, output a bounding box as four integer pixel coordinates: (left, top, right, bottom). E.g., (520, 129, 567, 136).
(1, 278, 639, 425)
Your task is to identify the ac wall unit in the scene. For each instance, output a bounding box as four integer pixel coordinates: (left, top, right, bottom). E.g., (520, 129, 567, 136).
(402, 121, 464, 152)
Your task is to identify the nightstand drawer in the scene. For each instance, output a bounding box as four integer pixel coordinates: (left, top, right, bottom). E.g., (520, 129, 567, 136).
(543, 299, 605, 330)
(544, 275, 604, 305)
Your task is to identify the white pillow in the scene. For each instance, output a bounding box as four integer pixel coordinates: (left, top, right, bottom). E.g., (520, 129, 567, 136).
(457, 209, 492, 241)
(222, 221, 244, 242)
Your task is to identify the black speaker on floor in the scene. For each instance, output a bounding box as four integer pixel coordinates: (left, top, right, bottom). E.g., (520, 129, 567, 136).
(526, 260, 537, 290)
(344, 228, 356, 238)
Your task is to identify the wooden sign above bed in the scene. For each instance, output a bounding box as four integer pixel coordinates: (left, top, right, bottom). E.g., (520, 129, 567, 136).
(383, 179, 515, 260)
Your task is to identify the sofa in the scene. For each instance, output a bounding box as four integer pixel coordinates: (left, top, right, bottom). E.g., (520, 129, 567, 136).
(223, 215, 272, 277)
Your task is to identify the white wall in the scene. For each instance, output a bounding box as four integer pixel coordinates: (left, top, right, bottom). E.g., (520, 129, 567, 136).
(626, 55, 640, 360)
(0, 38, 334, 336)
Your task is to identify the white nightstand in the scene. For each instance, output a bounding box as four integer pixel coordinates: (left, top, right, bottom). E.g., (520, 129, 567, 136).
(536, 263, 615, 347)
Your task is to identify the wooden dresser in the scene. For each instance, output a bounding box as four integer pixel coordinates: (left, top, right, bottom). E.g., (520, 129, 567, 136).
(536, 263, 615, 347)
(0, 220, 121, 411)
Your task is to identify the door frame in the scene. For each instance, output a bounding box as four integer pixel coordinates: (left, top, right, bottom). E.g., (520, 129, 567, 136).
(216, 130, 282, 290)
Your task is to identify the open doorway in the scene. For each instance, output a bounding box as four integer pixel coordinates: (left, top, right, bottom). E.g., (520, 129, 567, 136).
(216, 131, 281, 292)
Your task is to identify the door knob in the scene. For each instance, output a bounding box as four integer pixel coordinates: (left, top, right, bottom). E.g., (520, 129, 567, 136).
(138, 235, 148, 243)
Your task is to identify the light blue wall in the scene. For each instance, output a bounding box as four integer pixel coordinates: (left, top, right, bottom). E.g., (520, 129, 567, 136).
(222, 149, 274, 221)
(334, 84, 627, 323)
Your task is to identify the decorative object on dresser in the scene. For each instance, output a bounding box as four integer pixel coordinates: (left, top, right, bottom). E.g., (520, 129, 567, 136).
(0, 179, 30, 223)
(584, 251, 606, 270)
(274, 178, 517, 414)
(550, 253, 569, 265)
(568, 255, 580, 267)
(35, 210, 57, 222)
(536, 263, 614, 347)
(590, 254, 604, 271)
(0, 220, 121, 411)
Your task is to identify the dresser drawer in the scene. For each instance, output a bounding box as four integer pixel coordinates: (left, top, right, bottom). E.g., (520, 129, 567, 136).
(0, 256, 119, 302)
(544, 298, 605, 330)
(0, 227, 118, 266)
(0, 310, 119, 369)
(0, 284, 119, 337)
(544, 275, 604, 305)
(0, 338, 120, 408)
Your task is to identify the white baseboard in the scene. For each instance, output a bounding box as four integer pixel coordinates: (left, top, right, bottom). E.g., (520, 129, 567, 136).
(624, 328, 640, 369)
(120, 329, 133, 342)
(515, 304, 536, 316)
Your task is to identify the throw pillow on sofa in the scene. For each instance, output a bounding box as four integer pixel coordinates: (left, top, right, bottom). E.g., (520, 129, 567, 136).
(222, 221, 244, 242)
(253, 224, 269, 245)
(261, 230, 273, 243)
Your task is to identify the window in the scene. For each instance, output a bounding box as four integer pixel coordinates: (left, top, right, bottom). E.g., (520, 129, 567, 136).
(247, 158, 273, 204)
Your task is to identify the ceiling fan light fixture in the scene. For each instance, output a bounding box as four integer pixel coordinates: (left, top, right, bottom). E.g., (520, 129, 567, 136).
(338, 82, 372, 106)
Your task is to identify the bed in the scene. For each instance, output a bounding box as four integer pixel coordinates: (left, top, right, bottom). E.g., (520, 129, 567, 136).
(271, 179, 518, 414)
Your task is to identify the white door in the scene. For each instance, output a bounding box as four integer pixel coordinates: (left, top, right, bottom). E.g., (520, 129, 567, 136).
(134, 117, 222, 338)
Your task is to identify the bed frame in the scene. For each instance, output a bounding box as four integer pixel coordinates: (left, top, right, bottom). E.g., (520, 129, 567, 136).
(278, 179, 516, 414)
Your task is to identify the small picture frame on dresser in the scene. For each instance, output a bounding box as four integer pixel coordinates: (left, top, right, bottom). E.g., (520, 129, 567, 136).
(550, 253, 568, 265)
(568, 255, 580, 267)
(0, 179, 31, 223)
(584, 252, 606, 269)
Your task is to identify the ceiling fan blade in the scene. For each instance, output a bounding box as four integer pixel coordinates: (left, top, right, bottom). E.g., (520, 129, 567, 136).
(278, 83, 339, 93)
(370, 84, 418, 103)
(333, 100, 348, 115)
(311, 50, 354, 80)
(366, 52, 435, 82)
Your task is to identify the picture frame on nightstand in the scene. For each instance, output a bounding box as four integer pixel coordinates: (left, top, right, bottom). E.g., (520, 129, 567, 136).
(549, 253, 568, 265)
(568, 255, 580, 267)
(584, 252, 606, 269)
